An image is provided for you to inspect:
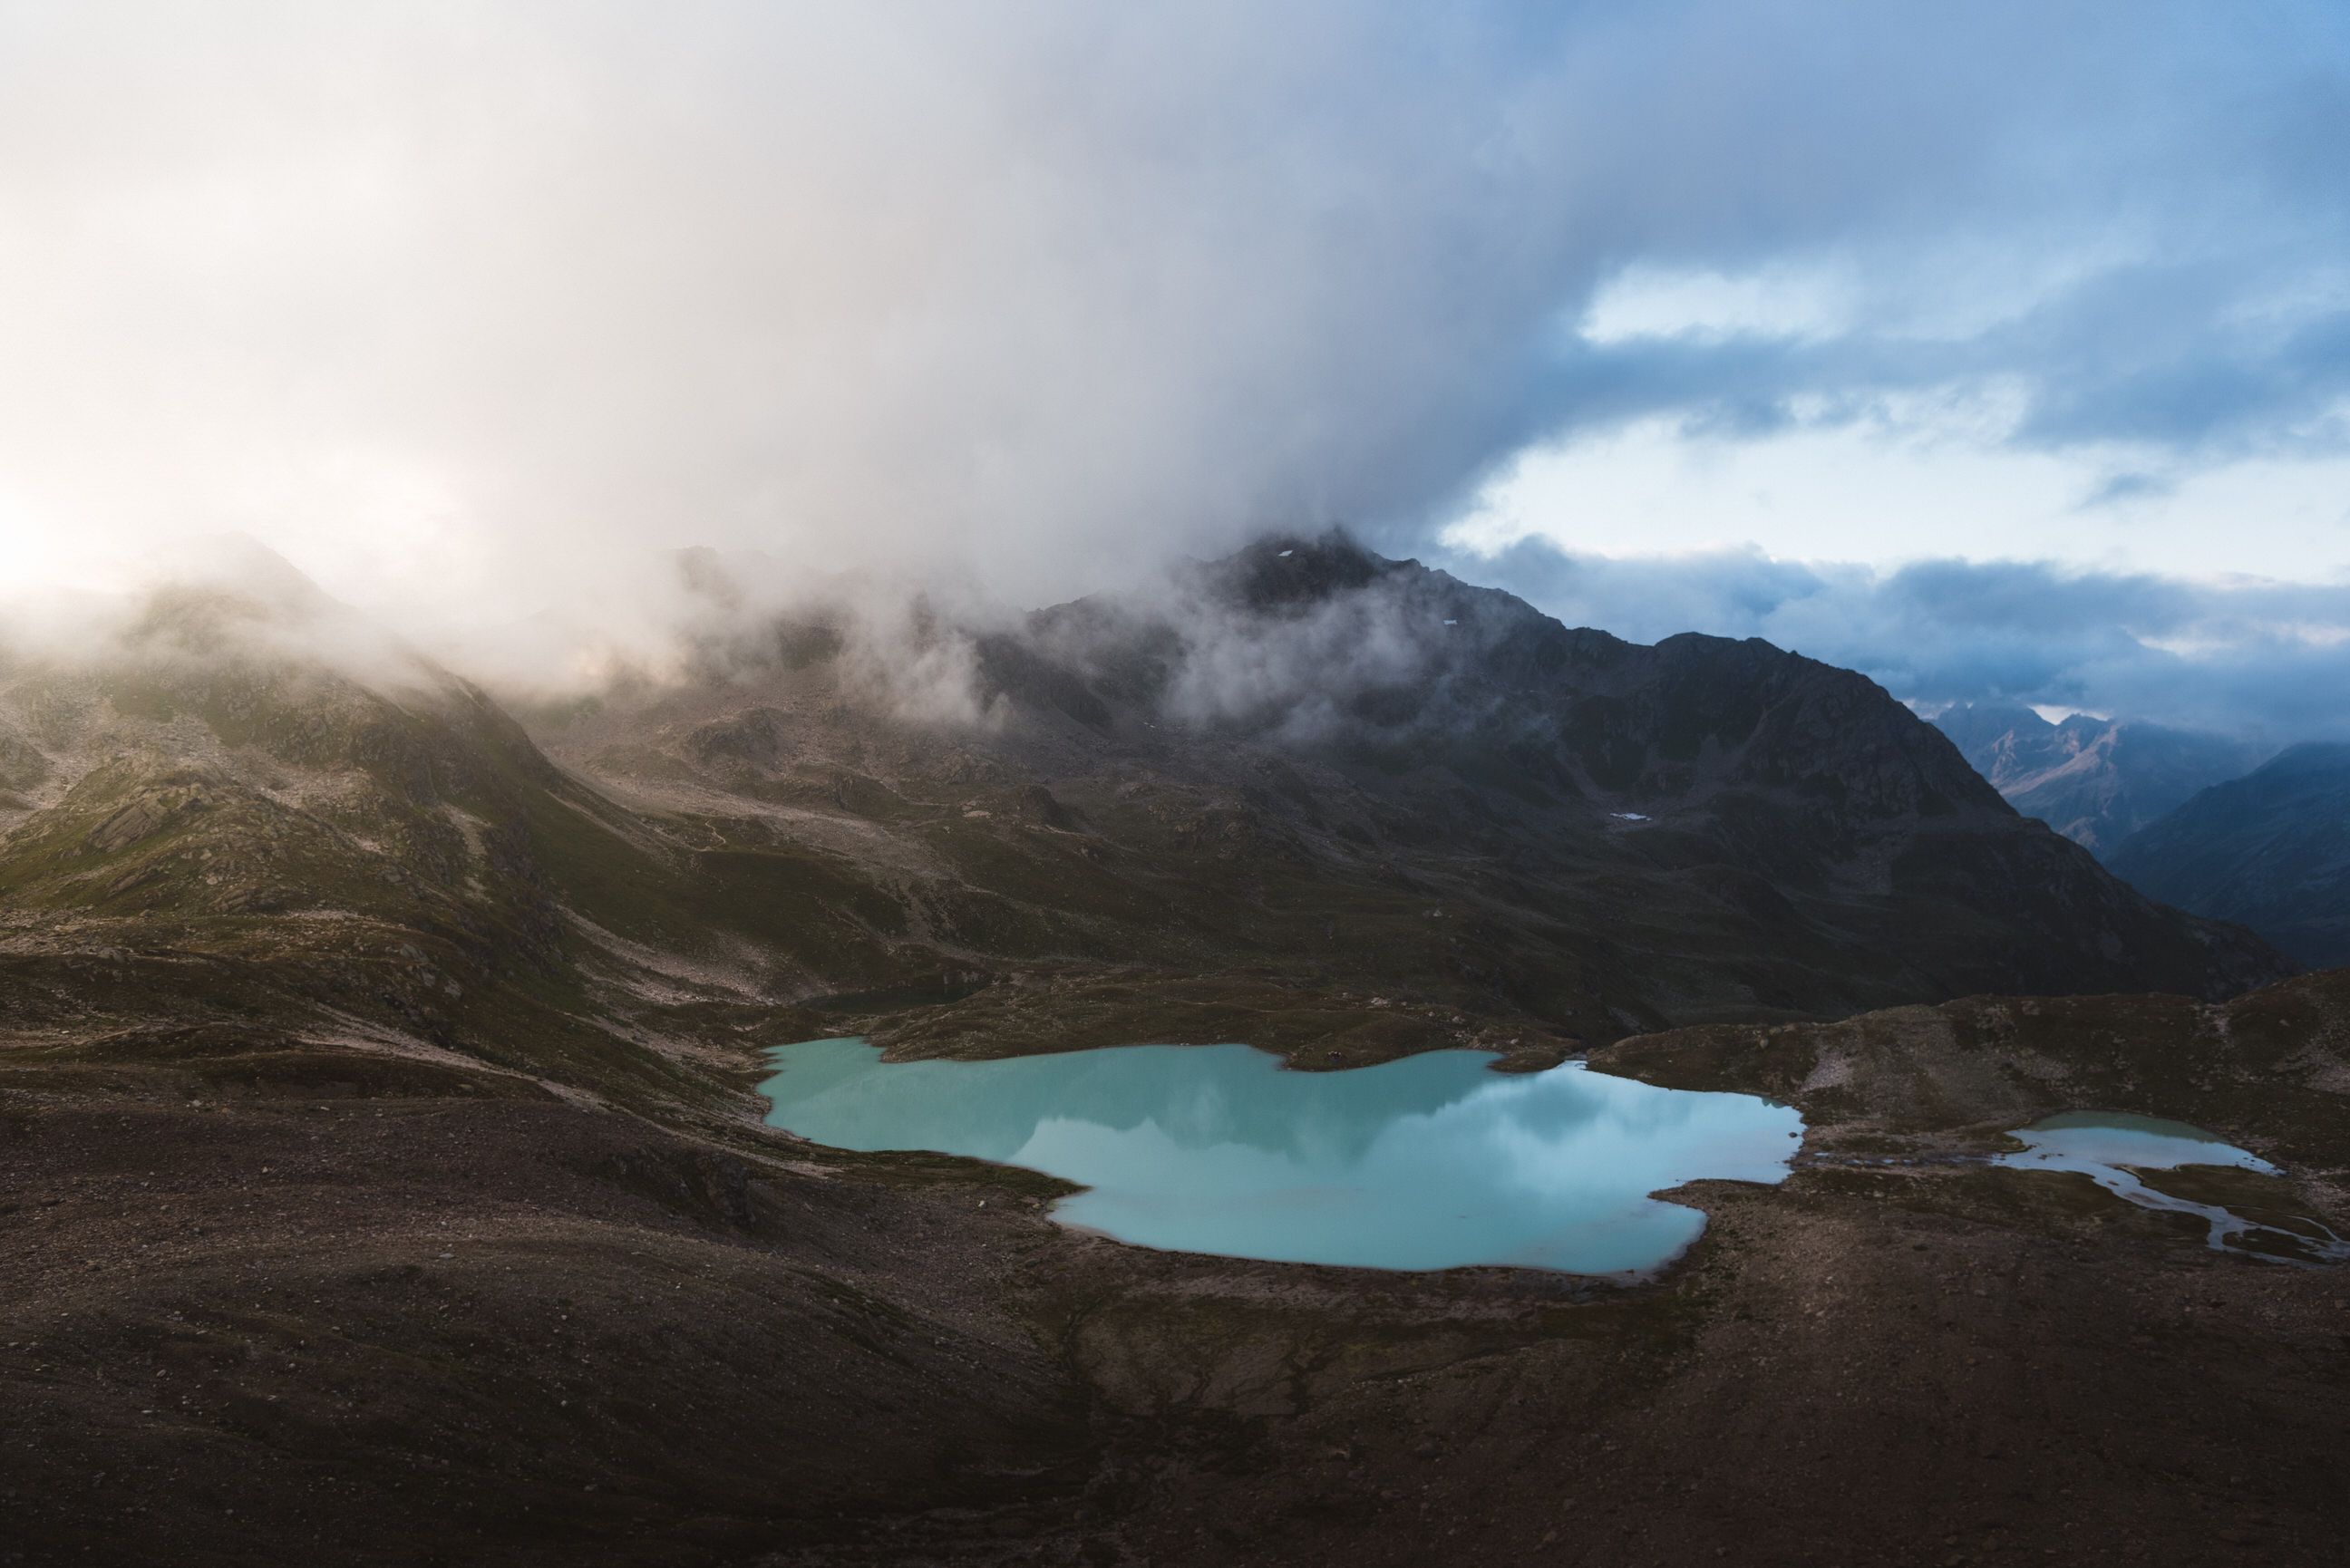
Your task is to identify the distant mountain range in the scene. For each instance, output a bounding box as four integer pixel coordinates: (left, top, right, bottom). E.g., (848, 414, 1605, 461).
(1930, 702, 2269, 857)
(1924, 702, 2350, 969)
(2106, 743, 2350, 969)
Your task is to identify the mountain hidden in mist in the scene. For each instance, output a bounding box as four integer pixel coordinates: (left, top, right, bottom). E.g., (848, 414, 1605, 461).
(0, 533, 2286, 1108)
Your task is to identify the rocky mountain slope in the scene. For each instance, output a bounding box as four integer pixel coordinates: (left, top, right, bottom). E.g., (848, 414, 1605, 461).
(530, 535, 2290, 1051)
(2, 542, 2343, 1567)
(0, 537, 2291, 1135)
(1931, 702, 2267, 857)
(0, 574, 755, 1123)
(2107, 742, 2350, 968)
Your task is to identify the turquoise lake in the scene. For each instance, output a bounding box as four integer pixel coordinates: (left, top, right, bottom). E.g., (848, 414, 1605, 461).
(756, 1039, 1805, 1274)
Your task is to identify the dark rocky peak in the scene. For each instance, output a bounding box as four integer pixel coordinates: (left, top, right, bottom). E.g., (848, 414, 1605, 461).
(1619, 634, 2008, 820)
(1180, 528, 1405, 615)
(967, 537, 2004, 836)
(514, 533, 2292, 1023)
(1003, 536, 1598, 723)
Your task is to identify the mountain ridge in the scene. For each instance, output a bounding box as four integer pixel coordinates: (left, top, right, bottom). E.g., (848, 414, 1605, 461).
(526, 532, 2292, 1043)
(1930, 701, 2268, 856)
(2106, 740, 2350, 967)
(0, 536, 2292, 1129)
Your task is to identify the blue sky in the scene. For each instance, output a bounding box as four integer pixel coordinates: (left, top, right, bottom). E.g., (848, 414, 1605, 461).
(0, 2, 2346, 734)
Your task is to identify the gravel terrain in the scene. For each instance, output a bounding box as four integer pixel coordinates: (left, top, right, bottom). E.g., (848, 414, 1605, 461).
(5, 1013, 2346, 1567)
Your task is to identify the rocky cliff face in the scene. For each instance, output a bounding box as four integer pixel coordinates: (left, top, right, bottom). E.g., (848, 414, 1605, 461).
(2107, 742, 2350, 968)
(1931, 702, 2267, 857)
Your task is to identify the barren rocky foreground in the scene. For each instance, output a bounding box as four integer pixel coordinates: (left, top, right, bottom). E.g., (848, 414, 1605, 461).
(2, 544, 2343, 1565)
(5, 971, 2349, 1566)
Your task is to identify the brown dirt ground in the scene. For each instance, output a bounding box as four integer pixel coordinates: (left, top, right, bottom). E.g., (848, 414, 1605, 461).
(4, 1030, 2347, 1568)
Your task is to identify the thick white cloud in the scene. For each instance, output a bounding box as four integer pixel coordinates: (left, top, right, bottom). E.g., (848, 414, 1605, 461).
(0, 0, 1608, 622)
(0, 1, 2344, 715)
(1444, 411, 2350, 581)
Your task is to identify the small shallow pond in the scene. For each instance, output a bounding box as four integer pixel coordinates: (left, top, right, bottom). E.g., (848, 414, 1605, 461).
(1996, 1111, 2348, 1263)
(758, 1040, 1803, 1274)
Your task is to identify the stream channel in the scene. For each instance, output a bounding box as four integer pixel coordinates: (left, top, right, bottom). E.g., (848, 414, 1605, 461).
(1993, 1110, 2350, 1263)
(757, 1039, 1803, 1273)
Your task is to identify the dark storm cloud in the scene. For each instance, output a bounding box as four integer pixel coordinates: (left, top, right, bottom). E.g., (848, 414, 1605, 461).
(1423, 247, 2350, 506)
(1450, 537, 2350, 741)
